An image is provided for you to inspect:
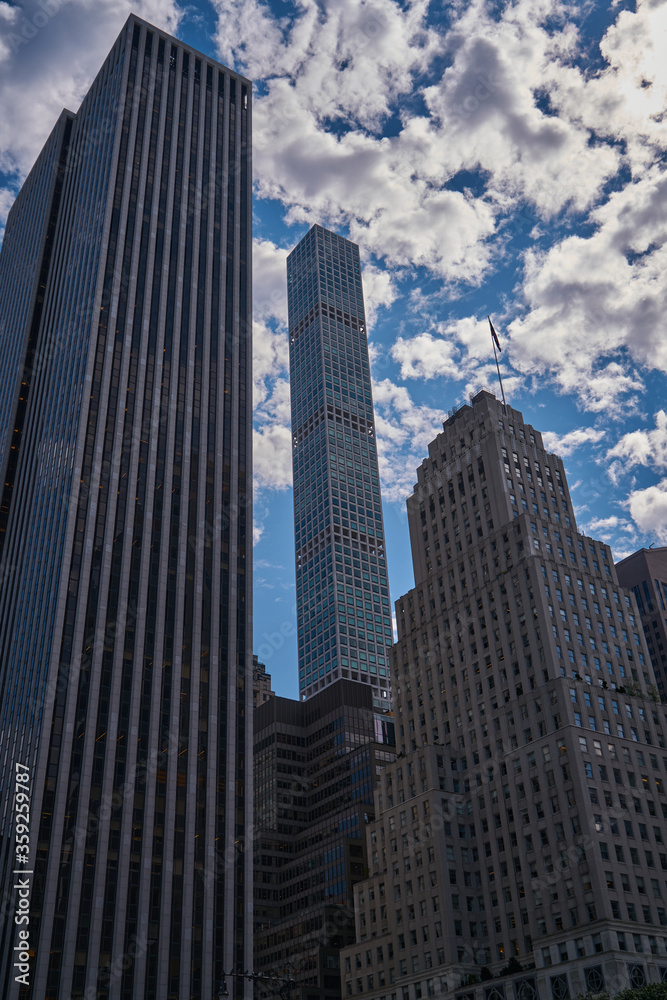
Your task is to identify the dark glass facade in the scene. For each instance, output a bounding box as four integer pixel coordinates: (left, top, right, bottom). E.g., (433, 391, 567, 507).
(253, 680, 395, 1000)
(287, 226, 392, 708)
(0, 15, 252, 1000)
(616, 547, 667, 696)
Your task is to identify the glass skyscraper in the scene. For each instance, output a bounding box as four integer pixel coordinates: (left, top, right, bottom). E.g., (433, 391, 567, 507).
(0, 15, 252, 1000)
(287, 226, 392, 708)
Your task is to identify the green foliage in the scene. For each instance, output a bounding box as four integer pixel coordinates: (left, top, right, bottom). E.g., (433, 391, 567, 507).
(499, 958, 524, 977)
(574, 982, 667, 1000)
(614, 983, 667, 1000)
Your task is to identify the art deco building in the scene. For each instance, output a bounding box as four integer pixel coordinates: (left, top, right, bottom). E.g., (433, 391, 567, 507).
(341, 390, 667, 1000)
(287, 226, 392, 708)
(254, 680, 395, 1000)
(616, 548, 667, 698)
(0, 16, 252, 999)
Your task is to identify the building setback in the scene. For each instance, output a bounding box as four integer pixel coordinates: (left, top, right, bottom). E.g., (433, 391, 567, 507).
(341, 390, 667, 1000)
(254, 680, 395, 1000)
(616, 548, 667, 699)
(0, 16, 252, 999)
(287, 226, 392, 708)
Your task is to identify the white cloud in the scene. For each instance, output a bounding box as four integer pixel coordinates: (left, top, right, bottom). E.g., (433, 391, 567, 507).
(391, 332, 460, 382)
(389, 317, 524, 402)
(626, 479, 667, 544)
(607, 410, 667, 476)
(506, 167, 667, 410)
(251, 238, 293, 498)
(582, 513, 637, 547)
(361, 263, 398, 329)
(254, 237, 289, 325)
(541, 426, 606, 457)
(548, 0, 667, 175)
(212, 0, 292, 80)
(253, 319, 288, 408)
(213, 0, 442, 129)
(586, 515, 622, 532)
(372, 378, 445, 502)
(421, 3, 619, 218)
(253, 422, 292, 492)
(208, 0, 667, 426)
(253, 373, 292, 499)
(213, 0, 624, 286)
(209, 0, 667, 427)
(252, 238, 290, 410)
(0, 0, 184, 224)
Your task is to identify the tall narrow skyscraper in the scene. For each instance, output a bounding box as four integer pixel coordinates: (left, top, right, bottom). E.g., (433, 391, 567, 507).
(0, 16, 252, 1000)
(287, 226, 392, 708)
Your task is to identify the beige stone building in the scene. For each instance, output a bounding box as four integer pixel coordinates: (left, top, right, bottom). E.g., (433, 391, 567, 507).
(341, 390, 667, 1000)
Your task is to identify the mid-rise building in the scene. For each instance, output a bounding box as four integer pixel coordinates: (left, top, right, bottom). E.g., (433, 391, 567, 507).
(287, 226, 392, 708)
(342, 390, 667, 1000)
(254, 680, 395, 1000)
(0, 16, 252, 999)
(254, 654, 275, 707)
(616, 548, 667, 698)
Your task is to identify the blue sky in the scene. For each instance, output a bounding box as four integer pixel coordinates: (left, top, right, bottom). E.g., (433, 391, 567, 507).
(2, 0, 667, 700)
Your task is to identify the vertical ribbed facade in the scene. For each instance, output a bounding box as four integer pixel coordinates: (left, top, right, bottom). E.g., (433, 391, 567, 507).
(0, 15, 252, 1000)
(287, 226, 392, 708)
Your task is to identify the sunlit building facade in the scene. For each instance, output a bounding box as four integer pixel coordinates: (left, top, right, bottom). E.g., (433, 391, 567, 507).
(0, 15, 252, 999)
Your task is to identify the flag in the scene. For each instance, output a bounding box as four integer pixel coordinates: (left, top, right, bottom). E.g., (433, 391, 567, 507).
(488, 316, 501, 352)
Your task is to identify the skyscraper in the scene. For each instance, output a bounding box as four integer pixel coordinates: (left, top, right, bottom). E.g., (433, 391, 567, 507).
(341, 390, 667, 1000)
(287, 226, 392, 708)
(0, 16, 252, 999)
(616, 548, 667, 698)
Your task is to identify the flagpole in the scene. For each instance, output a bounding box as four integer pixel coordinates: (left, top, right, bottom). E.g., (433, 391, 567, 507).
(488, 316, 507, 411)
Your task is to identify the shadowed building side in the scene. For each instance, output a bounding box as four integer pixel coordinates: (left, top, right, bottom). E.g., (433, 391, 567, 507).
(616, 548, 667, 700)
(0, 15, 252, 1000)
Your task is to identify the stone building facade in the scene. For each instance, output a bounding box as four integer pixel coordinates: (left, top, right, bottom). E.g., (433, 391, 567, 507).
(341, 390, 667, 1000)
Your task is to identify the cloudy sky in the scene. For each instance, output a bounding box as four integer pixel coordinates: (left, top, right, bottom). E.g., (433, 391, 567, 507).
(2, 0, 666, 697)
